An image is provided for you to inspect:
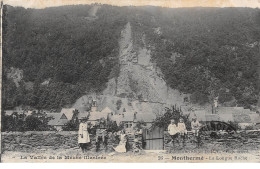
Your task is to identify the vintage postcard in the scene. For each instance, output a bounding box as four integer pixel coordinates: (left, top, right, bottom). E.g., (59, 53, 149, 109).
(0, 0, 260, 163)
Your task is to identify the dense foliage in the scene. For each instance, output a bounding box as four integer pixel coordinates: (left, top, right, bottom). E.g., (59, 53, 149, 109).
(2, 5, 127, 110)
(130, 7, 260, 107)
(2, 112, 53, 131)
(2, 5, 260, 111)
(153, 106, 191, 130)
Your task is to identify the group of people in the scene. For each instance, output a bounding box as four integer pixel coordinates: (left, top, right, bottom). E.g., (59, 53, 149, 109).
(77, 119, 142, 153)
(167, 117, 201, 147)
(78, 119, 109, 153)
(77, 117, 202, 153)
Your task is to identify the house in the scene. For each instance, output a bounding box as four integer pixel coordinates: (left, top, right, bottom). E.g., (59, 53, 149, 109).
(187, 106, 260, 129)
(217, 107, 260, 129)
(101, 107, 113, 114)
(109, 110, 163, 150)
(110, 111, 135, 128)
(110, 111, 157, 130)
(77, 111, 89, 121)
(60, 108, 77, 121)
(76, 106, 90, 120)
(87, 106, 111, 125)
(47, 113, 69, 131)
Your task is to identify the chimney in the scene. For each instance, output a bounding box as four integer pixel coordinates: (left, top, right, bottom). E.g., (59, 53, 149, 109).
(91, 99, 97, 112)
(134, 112, 137, 120)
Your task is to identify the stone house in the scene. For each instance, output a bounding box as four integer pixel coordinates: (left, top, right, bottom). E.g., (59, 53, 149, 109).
(87, 106, 112, 125)
(110, 111, 156, 130)
(46, 108, 77, 131)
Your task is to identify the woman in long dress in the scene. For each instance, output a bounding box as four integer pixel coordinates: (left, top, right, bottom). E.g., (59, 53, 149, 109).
(114, 130, 127, 153)
(78, 119, 90, 153)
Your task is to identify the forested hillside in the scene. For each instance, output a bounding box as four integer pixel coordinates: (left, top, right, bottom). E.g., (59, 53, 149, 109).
(129, 7, 260, 107)
(2, 5, 127, 109)
(2, 5, 260, 110)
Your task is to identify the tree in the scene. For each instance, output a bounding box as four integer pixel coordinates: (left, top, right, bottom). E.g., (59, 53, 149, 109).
(24, 112, 52, 131)
(153, 105, 191, 130)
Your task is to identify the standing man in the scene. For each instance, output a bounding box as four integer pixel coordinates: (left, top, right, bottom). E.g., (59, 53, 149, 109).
(168, 119, 179, 146)
(78, 119, 90, 153)
(95, 118, 107, 152)
(191, 117, 201, 147)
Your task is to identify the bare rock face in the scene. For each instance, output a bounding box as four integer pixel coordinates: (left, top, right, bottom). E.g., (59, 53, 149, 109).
(112, 22, 188, 104)
(74, 22, 188, 115)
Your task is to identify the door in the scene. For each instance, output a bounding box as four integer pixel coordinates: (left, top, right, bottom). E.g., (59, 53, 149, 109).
(143, 127, 164, 150)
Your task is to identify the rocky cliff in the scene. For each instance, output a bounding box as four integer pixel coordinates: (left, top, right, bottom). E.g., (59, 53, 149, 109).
(73, 22, 188, 115)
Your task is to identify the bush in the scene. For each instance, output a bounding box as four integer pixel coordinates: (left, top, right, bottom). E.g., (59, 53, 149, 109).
(2, 112, 53, 131)
(62, 119, 80, 131)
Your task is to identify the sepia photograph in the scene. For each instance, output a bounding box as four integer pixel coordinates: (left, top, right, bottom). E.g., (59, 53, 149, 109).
(0, 0, 260, 163)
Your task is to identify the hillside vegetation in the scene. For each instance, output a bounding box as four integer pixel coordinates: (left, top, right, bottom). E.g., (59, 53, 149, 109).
(130, 7, 260, 107)
(2, 5, 260, 110)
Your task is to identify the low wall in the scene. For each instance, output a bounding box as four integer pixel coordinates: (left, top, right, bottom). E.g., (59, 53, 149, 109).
(164, 131, 199, 151)
(2, 131, 142, 153)
(1, 131, 112, 153)
(164, 132, 172, 151)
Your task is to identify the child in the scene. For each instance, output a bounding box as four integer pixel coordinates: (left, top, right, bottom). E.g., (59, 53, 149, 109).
(177, 118, 187, 147)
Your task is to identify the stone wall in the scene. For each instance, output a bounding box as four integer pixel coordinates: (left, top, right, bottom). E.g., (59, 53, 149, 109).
(164, 131, 196, 152)
(2, 131, 143, 153)
(1, 131, 107, 153)
(164, 132, 172, 151)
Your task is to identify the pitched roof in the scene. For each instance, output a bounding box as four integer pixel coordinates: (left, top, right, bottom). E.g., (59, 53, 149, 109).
(110, 111, 156, 125)
(77, 106, 89, 113)
(88, 111, 108, 121)
(109, 112, 135, 125)
(48, 118, 68, 126)
(47, 113, 68, 126)
(122, 112, 135, 121)
(136, 112, 156, 122)
(101, 107, 113, 114)
(78, 111, 89, 120)
(60, 108, 76, 120)
(110, 114, 123, 125)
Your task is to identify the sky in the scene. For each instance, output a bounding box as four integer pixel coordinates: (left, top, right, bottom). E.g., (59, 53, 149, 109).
(3, 0, 260, 9)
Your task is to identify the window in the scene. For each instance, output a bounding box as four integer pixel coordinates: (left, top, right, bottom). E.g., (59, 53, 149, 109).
(125, 122, 133, 128)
